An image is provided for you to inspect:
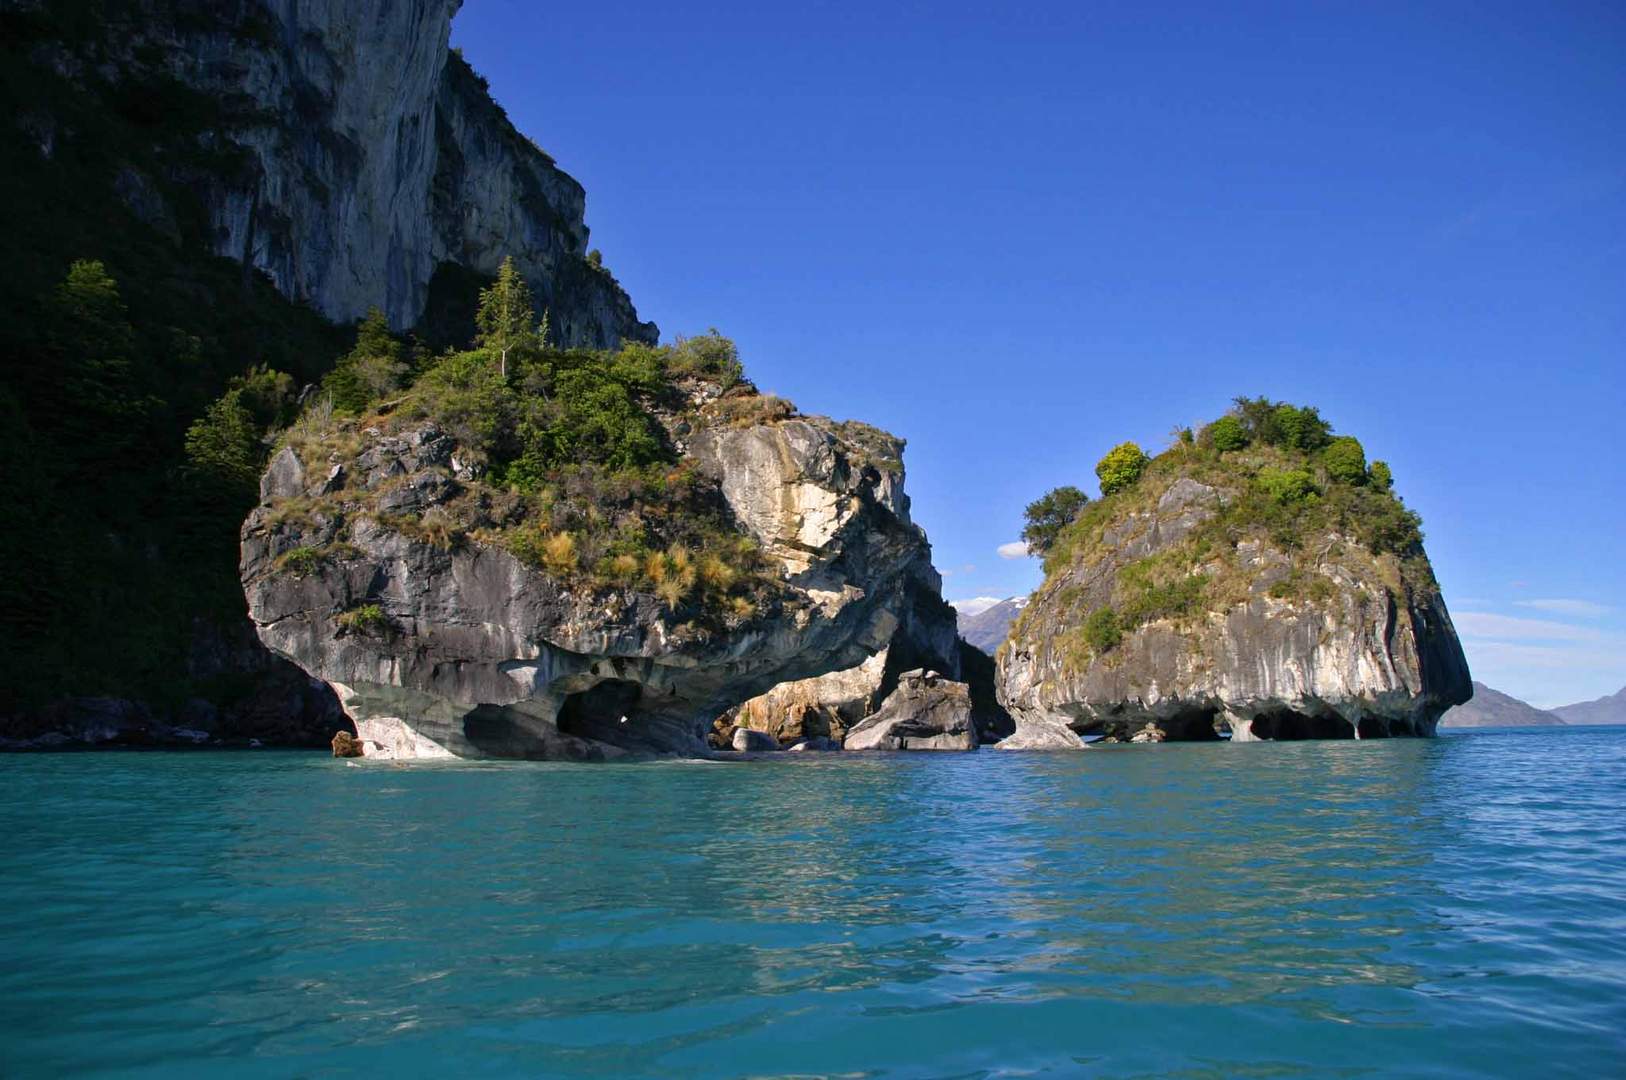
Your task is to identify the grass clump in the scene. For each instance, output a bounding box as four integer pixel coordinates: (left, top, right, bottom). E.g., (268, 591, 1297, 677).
(276, 546, 323, 576)
(336, 603, 388, 635)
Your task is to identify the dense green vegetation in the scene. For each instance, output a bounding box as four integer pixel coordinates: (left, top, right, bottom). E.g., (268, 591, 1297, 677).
(0, 6, 358, 714)
(1020, 486, 1089, 556)
(252, 263, 778, 624)
(1094, 442, 1150, 496)
(1018, 397, 1434, 666)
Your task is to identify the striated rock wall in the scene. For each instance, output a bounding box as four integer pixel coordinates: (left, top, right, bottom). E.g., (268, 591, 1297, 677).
(242, 405, 946, 760)
(998, 476, 1471, 745)
(37, 0, 653, 345)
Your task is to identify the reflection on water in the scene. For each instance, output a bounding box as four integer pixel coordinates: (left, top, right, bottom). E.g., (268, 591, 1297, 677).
(2, 731, 1624, 1077)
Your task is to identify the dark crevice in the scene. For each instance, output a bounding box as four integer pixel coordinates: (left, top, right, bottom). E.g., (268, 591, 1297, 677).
(1248, 708, 1355, 741)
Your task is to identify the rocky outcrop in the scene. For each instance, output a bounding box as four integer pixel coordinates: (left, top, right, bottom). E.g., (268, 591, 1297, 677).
(999, 474, 1471, 745)
(242, 402, 949, 760)
(28, 0, 653, 345)
(844, 671, 977, 751)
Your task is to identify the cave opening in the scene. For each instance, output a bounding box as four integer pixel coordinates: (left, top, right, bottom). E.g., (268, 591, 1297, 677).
(1248, 708, 1355, 741)
(556, 679, 649, 749)
(1162, 706, 1223, 741)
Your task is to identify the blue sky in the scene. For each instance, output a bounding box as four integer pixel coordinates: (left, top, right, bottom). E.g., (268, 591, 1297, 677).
(452, 1, 1625, 708)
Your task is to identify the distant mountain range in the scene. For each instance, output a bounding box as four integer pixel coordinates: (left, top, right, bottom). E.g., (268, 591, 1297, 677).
(1554, 686, 1626, 725)
(1440, 683, 1565, 728)
(955, 597, 1029, 654)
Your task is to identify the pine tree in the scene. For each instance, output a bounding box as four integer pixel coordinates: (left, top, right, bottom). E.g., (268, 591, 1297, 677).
(475, 256, 535, 379)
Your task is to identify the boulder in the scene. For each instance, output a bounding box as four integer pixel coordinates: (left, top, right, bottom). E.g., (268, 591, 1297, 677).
(844, 670, 978, 751)
(331, 731, 365, 757)
(732, 728, 780, 752)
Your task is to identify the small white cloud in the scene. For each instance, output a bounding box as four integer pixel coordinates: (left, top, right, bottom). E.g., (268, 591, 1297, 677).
(1455, 612, 1605, 642)
(1514, 598, 1614, 618)
(951, 597, 1004, 616)
(997, 541, 1030, 560)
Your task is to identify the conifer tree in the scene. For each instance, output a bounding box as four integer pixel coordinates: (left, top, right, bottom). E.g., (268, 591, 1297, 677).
(475, 256, 535, 379)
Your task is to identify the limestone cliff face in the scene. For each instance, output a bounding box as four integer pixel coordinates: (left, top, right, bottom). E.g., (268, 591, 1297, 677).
(47, 0, 652, 345)
(241, 399, 944, 759)
(998, 475, 1471, 746)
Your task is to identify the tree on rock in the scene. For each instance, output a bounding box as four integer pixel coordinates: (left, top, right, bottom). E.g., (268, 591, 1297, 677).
(476, 256, 536, 379)
(1321, 436, 1368, 485)
(1096, 441, 1150, 496)
(1021, 486, 1089, 555)
(323, 307, 406, 413)
(1207, 414, 1249, 452)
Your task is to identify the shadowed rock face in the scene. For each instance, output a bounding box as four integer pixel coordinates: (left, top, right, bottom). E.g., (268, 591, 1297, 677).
(44, 0, 653, 345)
(998, 476, 1471, 746)
(242, 411, 945, 760)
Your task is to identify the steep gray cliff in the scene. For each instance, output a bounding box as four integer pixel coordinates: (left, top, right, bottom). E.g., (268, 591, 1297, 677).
(34, 0, 653, 345)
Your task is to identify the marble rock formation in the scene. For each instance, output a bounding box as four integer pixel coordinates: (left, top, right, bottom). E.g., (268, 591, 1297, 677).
(998, 477, 1471, 746)
(243, 397, 949, 760)
(844, 670, 978, 751)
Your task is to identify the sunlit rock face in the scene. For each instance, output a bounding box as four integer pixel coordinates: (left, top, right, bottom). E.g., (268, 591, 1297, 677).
(242, 411, 947, 760)
(73, 0, 653, 345)
(997, 477, 1471, 746)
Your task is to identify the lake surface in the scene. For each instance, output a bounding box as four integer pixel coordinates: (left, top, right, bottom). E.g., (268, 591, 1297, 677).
(2, 727, 1624, 1078)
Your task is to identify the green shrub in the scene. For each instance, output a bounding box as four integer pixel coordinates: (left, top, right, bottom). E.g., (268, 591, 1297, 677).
(1321, 436, 1368, 485)
(276, 546, 322, 575)
(1258, 468, 1318, 505)
(1369, 460, 1393, 491)
(1208, 414, 1249, 452)
(1095, 441, 1150, 496)
(336, 603, 388, 634)
(1272, 404, 1332, 451)
(1021, 485, 1089, 555)
(1082, 607, 1122, 653)
(666, 330, 744, 389)
(323, 307, 406, 414)
(1228, 397, 1331, 450)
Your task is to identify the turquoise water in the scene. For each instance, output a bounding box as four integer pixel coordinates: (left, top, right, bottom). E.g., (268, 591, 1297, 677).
(2, 729, 1624, 1078)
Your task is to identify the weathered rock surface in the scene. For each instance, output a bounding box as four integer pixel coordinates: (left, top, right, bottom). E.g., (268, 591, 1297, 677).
(32, 0, 653, 345)
(844, 670, 978, 751)
(732, 728, 780, 752)
(243, 406, 949, 760)
(998, 475, 1471, 745)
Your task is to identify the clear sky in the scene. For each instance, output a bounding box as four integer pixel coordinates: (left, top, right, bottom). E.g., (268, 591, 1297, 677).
(452, 1, 1625, 708)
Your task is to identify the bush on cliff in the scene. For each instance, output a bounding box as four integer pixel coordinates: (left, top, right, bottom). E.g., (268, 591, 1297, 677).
(1021, 486, 1090, 555)
(258, 282, 789, 622)
(1095, 442, 1150, 496)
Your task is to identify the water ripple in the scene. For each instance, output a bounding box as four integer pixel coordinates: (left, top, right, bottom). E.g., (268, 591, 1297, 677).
(1, 730, 1624, 1077)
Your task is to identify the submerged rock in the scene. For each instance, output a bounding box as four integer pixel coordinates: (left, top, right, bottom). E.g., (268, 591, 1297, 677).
(998, 429, 1471, 745)
(844, 670, 978, 751)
